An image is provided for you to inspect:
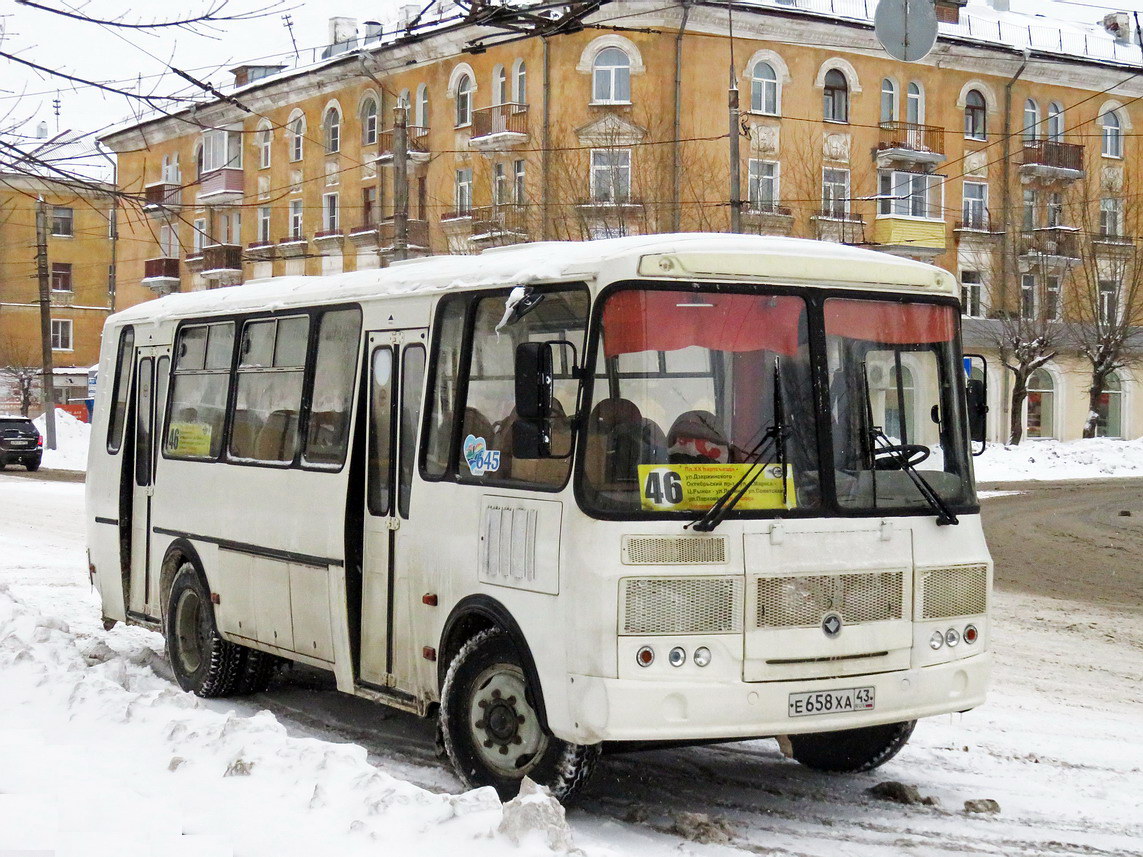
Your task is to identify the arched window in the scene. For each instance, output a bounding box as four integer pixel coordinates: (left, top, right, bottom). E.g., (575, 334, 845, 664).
(1023, 99, 1040, 143)
(751, 61, 778, 115)
(455, 73, 473, 126)
(324, 107, 341, 153)
(195, 142, 204, 178)
(823, 69, 848, 123)
(592, 47, 631, 104)
(514, 60, 527, 105)
(1096, 372, 1123, 437)
(1102, 110, 1123, 157)
(1047, 101, 1064, 142)
(1026, 368, 1055, 439)
(492, 65, 507, 106)
(257, 124, 272, 169)
(965, 89, 987, 140)
(289, 114, 305, 162)
(416, 84, 429, 129)
(360, 97, 378, 145)
(880, 78, 897, 123)
(907, 81, 923, 124)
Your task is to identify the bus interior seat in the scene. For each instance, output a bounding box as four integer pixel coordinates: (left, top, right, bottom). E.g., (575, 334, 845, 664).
(462, 407, 494, 443)
(254, 409, 299, 461)
(492, 400, 571, 483)
(667, 410, 729, 464)
(229, 410, 263, 458)
(308, 410, 346, 453)
(640, 418, 669, 464)
(586, 397, 646, 488)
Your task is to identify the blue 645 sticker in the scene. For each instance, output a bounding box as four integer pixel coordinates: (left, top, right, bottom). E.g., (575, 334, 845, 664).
(463, 434, 501, 476)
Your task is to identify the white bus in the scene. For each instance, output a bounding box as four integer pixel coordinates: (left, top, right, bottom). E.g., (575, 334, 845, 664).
(86, 234, 992, 801)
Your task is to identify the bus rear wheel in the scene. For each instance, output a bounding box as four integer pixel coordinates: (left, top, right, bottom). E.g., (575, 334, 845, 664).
(440, 628, 599, 802)
(788, 720, 916, 773)
(165, 561, 245, 697)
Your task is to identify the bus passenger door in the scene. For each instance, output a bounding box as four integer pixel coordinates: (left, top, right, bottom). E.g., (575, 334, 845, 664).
(360, 330, 427, 690)
(127, 346, 169, 619)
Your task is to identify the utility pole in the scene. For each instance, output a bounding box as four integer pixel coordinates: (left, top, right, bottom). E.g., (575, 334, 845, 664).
(393, 96, 410, 262)
(727, 2, 741, 234)
(34, 198, 57, 450)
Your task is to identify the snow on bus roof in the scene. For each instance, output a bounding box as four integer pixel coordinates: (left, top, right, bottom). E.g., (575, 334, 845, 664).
(108, 233, 946, 326)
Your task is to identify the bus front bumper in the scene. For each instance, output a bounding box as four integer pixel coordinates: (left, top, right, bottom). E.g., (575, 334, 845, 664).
(562, 652, 991, 744)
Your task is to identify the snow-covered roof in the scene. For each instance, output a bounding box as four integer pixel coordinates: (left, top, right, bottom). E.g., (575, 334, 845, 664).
(108, 233, 952, 326)
(1, 129, 114, 185)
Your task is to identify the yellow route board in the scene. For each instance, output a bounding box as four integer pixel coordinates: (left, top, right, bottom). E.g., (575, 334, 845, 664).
(637, 463, 796, 511)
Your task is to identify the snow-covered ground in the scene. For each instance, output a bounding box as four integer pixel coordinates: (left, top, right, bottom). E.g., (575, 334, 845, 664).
(32, 409, 91, 472)
(1, 475, 1140, 855)
(973, 437, 1143, 483)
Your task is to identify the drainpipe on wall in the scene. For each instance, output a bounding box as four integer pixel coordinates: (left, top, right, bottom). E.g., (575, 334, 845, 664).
(542, 36, 552, 241)
(671, 0, 691, 233)
(95, 141, 118, 312)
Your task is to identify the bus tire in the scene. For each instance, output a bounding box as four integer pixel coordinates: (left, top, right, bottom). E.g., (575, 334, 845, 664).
(235, 649, 280, 695)
(788, 720, 916, 773)
(440, 628, 600, 802)
(165, 560, 245, 698)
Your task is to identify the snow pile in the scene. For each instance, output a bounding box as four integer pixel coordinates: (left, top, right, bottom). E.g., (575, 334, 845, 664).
(32, 408, 90, 471)
(973, 437, 1143, 482)
(0, 582, 577, 857)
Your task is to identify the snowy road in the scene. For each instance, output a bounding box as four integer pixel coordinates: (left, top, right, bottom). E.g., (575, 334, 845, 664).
(1, 474, 1140, 856)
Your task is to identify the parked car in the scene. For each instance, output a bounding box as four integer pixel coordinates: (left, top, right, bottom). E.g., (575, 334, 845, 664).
(0, 416, 43, 471)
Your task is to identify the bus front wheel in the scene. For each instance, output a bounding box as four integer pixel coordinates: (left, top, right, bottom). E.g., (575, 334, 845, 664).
(440, 628, 600, 802)
(788, 720, 916, 773)
(165, 561, 246, 698)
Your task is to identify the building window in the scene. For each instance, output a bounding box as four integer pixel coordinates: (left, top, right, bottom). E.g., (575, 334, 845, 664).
(324, 107, 341, 153)
(455, 168, 473, 214)
(962, 181, 988, 229)
(1095, 372, 1123, 437)
(492, 65, 507, 106)
(361, 98, 378, 145)
(1045, 276, 1061, 321)
(822, 69, 848, 123)
(50, 319, 72, 351)
(289, 199, 304, 239)
(159, 224, 179, 258)
(821, 167, 850, 217)
(192, 218, 206, 253)
(415, 85, 429, 128)
(455, 74, 473, 127)
(1099, 279, 1119, 326)
(1021, 274, 1037, 320)
(289, 115, 305, 162)
(592, 47, 631, 104)
(880, 78, 897, 123)
(514, 60, 527, 105)
(514, 159, 526, 204)
(1023, 189, 1037, 231)
(1047, 101, 1064, 142)
(590, 149, 631, 203)
(258, 206, 272, 243)
(1100, 197, 1122, 237)
(50, 262, 73, 291)
(878, 171, 941, 219)
(493, 162, 508, 206)
(1026, 368, 1055, 438)
(322, 192, 339, 232)
(1101, 111, 1123, 158)
(1023, 99, 1040, 143)
(1047, 193, 1063, 228)
(202, 128, 241, 172)
(961, 270, 983, 317)
(362, 186, 377, 227)
(751, 61, 778, 115)
(51, 206, 74, 237)
(747, 159, 778, 210)
(258, 126, 272, 169)
(965, 89, 987, 140)
(906, 81, 923, 124)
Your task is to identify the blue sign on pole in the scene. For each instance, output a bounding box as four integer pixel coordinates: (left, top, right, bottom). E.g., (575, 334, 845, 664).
(963, 356, 973, 377)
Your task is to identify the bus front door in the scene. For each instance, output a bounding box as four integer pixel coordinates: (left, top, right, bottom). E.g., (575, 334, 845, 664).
(360, 329, 427, 690)
(126, 346, 170, 619)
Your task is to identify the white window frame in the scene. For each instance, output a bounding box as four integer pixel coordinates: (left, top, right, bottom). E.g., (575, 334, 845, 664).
(514, 60, 527, 105)
(1047, 101, 1064, 142)
(159, 224, 179, 259)
(965, 90, 987, 141)
(455, 168, 473, 214)
(747, 159, 779, 210)
(878, 170, 941, 220)
(1023, 99, 1040, 143)
(324, 108, 341, 154)
(361, 98, 379, 145)
(192, 218, 207, 253)
(960, 270, 983, 318)
(493, 163, 508, 206)
(258, 206, 272, 244)
(1102, 111, 1123, 158)
(1100, 197, 1122, 236)
(1021, 273, 1037, 321)
(1099, 280, 1119, 327)
(514, 159, 526, 204)
(202, 128, 241, 172)
(322, 192, 340, 232)
(289, 199, 304, 239)
(592, 48, 632, 105)
(906, 81, 923, 125)
(290, 117, 305, 162)
(50, 318, 73, 351)
(590, 149, 631, 204)
(259, 126, 272, 169)
(51, 206, 74, 237)
(455, 75, 473, 127)
(751, 62, 778, 116)
(962, 181, 988, 229)
(822, 167, 850, 217)
(415, 85, 429, 128)
(880, 78, 897, 123)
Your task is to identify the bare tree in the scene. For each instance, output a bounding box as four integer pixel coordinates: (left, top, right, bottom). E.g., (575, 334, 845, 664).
(0, 335, 42, 416)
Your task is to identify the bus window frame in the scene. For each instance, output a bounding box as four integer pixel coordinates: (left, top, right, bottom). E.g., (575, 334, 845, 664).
(106, 325, 135, 454)
(159, 302, 363, 474)
(418, 282, 589, 493)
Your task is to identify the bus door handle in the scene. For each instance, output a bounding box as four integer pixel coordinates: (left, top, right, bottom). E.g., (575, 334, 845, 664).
(386, 517, 401, 531)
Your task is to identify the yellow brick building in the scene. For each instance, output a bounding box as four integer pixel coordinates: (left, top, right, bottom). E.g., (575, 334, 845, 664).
(99, 0, 1143, 441)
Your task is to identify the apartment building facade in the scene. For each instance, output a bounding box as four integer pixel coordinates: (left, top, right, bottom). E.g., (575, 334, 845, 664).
(99, 0, 1143, 441)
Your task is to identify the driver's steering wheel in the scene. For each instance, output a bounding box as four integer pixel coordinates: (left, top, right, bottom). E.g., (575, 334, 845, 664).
(873, 443, 930, 470)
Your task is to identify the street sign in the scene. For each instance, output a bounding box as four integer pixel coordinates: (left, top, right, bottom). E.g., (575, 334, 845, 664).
(875, 0, 939, 63)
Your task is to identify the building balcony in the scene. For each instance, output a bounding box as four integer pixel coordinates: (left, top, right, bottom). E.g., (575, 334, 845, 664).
(277, 235, 309, 257)
(876, 121, 946, 166)
(201, 243, 243, 279)
(1019, 226, 1080, 265)
(741, 203, 794, 237)
(143, 181, 181, 214)
(812, 210, 866, 245)
(873, 216, 946, 258)
(142, 257, 181, 294)
(348, 224, 380, 250)
(244, 241, 277, 261)
(1090, 230, 1135, 257)
(1020, 140, 1084, 183)
(184, 251, 204, 274)
(469, 104, 529, 150)
(470, 204, 530, 245)
(313, 229, 345, 251)
(196, 167, 244, 204)
(375, 127, 430, 165)
(378, 217, 429, 251)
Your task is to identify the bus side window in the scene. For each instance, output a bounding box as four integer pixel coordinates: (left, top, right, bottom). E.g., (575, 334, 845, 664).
(106, 326, 135, 453)
(165, 322, 234, 460)
(422, 297, 467, 479)
(398, 344, 426, 518)
(303, 307, 362, 468)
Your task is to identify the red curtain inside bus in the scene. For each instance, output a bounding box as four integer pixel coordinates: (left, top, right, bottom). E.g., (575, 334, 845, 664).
(601, 291, 804, 357)
(824, 299, 956, 344)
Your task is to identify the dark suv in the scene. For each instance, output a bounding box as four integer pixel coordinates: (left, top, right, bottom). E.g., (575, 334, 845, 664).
(0, 416, 42, 471)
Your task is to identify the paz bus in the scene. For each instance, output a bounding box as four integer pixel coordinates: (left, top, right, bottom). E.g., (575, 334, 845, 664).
(86, 234, 992, 801)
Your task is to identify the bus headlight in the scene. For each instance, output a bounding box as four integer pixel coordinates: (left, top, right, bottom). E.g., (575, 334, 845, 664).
(668, 647, 686, 667)
(693, 647, 712, 667)
(945, 628, 961, 648)
(929, 630, 944, 650)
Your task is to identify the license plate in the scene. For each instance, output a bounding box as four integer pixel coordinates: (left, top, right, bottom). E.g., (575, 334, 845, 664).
(788, 686, 875, 717)
(10, 440, 30, 447)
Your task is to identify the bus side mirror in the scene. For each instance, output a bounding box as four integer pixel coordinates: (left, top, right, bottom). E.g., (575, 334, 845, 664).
(515, 342, 553, 458)
(966, 378, 987, 447)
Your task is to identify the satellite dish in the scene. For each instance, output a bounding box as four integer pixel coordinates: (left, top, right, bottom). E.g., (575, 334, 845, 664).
(875, 0, 939, 63)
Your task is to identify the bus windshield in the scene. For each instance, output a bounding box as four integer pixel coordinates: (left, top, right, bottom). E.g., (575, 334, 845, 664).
(578, 286, 974, 518)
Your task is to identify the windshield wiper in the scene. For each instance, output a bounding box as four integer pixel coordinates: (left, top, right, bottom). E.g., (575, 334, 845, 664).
(689, 358, 790, 533)
(860, 362, 958, 527)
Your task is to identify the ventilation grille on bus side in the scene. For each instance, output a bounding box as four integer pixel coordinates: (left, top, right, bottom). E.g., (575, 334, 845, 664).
(755, 571, 905, 628)
(919, 564, 988, 619)
(621, 577, 743, 635)
(621, 536, 727, 565)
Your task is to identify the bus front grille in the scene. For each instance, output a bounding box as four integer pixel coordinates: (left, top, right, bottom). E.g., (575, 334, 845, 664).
(621, 576, 743, 635)
(755, 571, 905, 628)
(918, 564, 988, 618)
(621, 536, 727, 565)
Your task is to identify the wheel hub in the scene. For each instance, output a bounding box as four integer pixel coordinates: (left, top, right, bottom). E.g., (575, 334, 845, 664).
(468, 665, 547, 776)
